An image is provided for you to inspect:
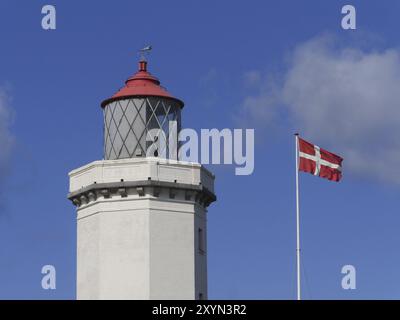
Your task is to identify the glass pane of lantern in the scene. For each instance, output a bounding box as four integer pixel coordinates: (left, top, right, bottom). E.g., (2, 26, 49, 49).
(124, 129, 137, 157)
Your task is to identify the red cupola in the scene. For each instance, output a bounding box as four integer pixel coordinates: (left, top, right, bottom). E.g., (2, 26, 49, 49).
(101, 60, 184, 108)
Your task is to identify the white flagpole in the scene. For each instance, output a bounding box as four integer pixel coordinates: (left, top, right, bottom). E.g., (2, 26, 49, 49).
(295, 133, 301, 301)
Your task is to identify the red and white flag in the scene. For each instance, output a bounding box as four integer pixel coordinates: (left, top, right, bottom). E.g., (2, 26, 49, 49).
(298, 137, 343, 182)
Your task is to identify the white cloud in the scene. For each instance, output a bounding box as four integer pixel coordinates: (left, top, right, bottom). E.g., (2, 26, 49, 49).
(235, 72, 282, 133)
(243, 70, 262, 87)
(241, 35, 400, 184)
(198, 68, 220, 109)
(0, 89, 14, 178)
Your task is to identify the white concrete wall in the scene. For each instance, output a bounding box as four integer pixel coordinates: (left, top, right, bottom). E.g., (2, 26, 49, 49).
(149, 200, 196, 299)
(77, 204, 150, 299)
(71, 158, 213, 300)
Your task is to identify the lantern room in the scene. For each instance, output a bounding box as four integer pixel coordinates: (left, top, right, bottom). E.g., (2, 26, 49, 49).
(101, 59, 184, 160)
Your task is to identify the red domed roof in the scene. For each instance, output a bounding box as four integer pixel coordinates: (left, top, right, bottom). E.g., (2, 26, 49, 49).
(101, 60, 184, 108)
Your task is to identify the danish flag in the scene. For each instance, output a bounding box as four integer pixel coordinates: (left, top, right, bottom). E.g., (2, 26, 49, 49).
(298, 137, 343, 182)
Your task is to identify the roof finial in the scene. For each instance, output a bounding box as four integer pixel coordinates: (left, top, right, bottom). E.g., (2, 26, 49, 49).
(138, 45, 152, 62)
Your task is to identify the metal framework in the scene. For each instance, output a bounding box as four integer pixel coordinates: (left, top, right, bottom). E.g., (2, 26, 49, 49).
(104, 97, 181, 160)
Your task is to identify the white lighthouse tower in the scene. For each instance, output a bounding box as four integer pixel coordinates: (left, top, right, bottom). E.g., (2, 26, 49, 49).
(68, 56, 216, 300)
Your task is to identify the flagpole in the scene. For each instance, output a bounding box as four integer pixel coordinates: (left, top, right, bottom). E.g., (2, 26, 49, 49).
(295, 133, 301, 301)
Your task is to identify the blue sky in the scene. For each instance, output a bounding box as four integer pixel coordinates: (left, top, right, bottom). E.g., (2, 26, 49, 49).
(1, 0, 400, 299)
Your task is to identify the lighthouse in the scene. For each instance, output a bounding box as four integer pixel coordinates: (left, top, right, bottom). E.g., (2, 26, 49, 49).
(67, 55, 216, 300)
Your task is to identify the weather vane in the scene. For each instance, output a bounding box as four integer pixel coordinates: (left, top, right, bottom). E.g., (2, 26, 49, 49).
(138, 45, 152, 61)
